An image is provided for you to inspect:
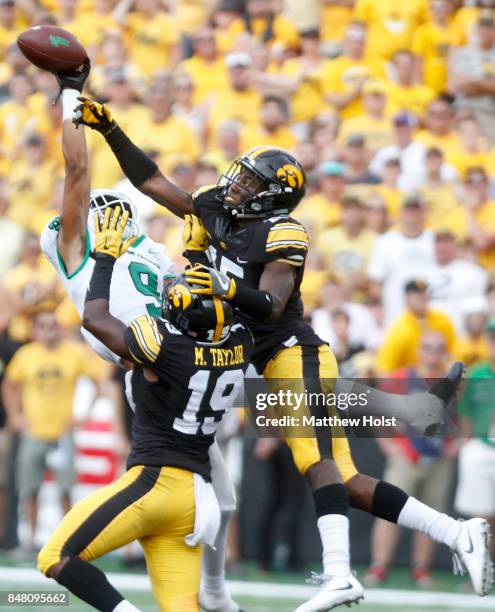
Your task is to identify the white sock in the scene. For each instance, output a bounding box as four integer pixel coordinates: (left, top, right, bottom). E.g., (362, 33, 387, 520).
(112, 600, 142, 612)
(62, 88, 80, 121)
(201, 510, 230, 594)
(318, 514, 350, 577)
(398, 497, 461, 548)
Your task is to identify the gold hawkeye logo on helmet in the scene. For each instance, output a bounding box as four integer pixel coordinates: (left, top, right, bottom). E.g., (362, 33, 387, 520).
(276, 164, 304, 189)
(169, 283, 192, 309)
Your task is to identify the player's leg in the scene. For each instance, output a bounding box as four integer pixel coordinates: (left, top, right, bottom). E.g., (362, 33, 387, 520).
(264, 345, 363, 611)
(139, 465, 201, 611)
(200, 440, 242, 612)
(346, 465, 493, 596)
(140, 534, 201, 612)
(38, 465, 161, 611)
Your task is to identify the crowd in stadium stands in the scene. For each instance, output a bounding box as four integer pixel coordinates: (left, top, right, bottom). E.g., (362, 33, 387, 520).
(1, 0, 495, 585)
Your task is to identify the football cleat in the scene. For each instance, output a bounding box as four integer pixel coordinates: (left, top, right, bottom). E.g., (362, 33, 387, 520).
(294, 573, 364, 612)
(451, 518, 494, 596)
(199, 588, 245, 612)
(409, 361, 465, 435)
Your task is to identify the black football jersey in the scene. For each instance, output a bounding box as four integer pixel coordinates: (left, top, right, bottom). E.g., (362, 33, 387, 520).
(124, 314, 253, 479)
(193, 186, 324, 372)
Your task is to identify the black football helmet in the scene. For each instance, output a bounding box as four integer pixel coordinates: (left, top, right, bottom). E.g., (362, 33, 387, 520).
(218, 146, 306, 218)
(163, 275, 234, 344)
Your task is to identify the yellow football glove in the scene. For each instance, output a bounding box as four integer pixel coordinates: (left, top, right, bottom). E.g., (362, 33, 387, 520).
(184, 263, 236, 300)
(93, 206, 135, 259)
(183, 214, 209, 251)
(73, 97, 116, 135)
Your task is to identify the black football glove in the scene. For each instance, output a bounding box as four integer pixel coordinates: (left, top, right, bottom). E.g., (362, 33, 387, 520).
(54, 57, 91, 100)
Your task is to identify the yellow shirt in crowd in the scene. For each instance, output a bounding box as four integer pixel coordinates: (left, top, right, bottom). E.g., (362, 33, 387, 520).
(321, 4, 353, 44)
(0, 98, 45, 157)
(6, 159, 59, 228)
(353, 0, 429, 60)
(240, 125, 297, 153)
(411, 19, 462, 93)
(338, 114, 394, 151)
(321, 56, 386, 119)
(175, 0, 212, 35)
(420, 183, 465, 236)
(293, 193, 342, 240)
(226, 14, 299, 51)
(446, 146, 495, 178)
(134, 114, 200, 163)
(124, 12, 180, 77)
(317, 226, 376, 281)
(178, 55, 228, 104)
(65, 13, 119, 49)
(376, 308, 456, 373)
(452, 6, 479, 46)
(415, 129, 460, 156)
(278, 58, 332, 124)
(452, 335, 490, 367)
(6, 340, 102, 441)
(383, 81, 436, 117)
(474, 201, 495, 269)
(209, 87, 262, 144)
(373, 185, 403, 219)
(2, 261, 64, 343)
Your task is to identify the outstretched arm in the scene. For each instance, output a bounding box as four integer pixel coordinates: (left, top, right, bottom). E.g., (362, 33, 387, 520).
(74, 98, 194, 217)
(56, 60, 91, 275)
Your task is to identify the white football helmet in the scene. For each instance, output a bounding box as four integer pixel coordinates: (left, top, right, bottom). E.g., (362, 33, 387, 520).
(88, 189, 139, 241)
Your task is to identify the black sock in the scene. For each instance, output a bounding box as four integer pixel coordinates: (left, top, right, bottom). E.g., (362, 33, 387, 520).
(371, 480, 409, 523)
(313, 483, 349, 519)
(57, 556, 124, 612)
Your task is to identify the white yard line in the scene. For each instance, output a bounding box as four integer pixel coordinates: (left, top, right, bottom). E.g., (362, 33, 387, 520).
(1, 567, 495, 608)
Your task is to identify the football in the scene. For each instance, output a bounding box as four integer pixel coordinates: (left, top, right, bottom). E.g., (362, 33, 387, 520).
(17, 26, 87, 72)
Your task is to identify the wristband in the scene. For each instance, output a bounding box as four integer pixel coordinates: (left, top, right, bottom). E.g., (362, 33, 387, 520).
(62, 89, 80, 122)
(85, 254, 116, 302)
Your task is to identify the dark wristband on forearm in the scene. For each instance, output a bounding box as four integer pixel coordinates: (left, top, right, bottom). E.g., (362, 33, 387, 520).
(231, 281, 273, 320)
(105, 125, 158, 187)
(183, 249, 210, 267)
(85, 254, 115, 302)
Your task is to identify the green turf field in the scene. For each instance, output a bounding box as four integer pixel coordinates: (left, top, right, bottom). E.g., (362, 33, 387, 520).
(0, 553, 493, 611)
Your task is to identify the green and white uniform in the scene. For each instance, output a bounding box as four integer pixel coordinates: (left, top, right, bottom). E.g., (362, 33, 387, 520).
(40, 215, 175, 364)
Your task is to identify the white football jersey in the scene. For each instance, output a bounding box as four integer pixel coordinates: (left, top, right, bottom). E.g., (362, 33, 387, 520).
(40, 216, 176, 363)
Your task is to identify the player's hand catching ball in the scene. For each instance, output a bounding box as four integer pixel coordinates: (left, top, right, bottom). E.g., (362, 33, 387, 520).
(93, 206, 134, 259)
(54, 57, 90, 99)
(185, 264, 236, 300)
(183, 214, 209, 251)
(73, 97, 116, 135)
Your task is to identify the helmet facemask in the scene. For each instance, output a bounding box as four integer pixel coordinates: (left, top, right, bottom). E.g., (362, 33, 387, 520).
(219, 160, 284, 219)
(218, 148, 306, 218)
(89, 190, 139, 241)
